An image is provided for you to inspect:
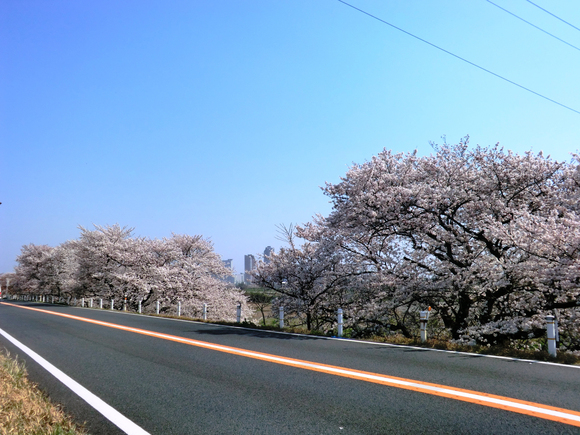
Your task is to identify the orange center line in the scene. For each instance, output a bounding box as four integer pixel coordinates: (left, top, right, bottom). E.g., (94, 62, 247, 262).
(3, 301, 580, 427)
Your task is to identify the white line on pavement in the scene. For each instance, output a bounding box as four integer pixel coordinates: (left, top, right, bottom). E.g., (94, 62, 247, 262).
(0, 327, 151, 435)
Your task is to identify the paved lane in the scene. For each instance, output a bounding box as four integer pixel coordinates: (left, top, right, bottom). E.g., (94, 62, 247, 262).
(1, 301, 579, 434)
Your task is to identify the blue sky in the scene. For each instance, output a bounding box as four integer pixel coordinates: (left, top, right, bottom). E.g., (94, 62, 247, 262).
(1, 0, 579, 274)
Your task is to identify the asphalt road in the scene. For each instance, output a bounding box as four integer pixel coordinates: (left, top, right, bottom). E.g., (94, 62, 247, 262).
(1, 301, 579, 434)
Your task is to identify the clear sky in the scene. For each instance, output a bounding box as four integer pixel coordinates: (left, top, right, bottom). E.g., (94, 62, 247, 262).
(1, 0, 579, 274)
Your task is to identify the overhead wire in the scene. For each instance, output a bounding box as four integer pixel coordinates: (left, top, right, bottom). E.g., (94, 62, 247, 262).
(336, 0, 580, 116)
(525, 0, 580, 33)
(485, 0, 580, 52)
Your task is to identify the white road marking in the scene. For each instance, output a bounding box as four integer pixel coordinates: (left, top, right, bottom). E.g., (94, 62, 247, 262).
(0, 327, 151, 435)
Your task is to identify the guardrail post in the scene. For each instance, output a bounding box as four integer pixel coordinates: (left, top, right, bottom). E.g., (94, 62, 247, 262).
(203, 303, 207, 321)
(156, 300, 160, 315)
(177, 301, 181, 317)
(546, 315, 557, 357)
(420, 311, 428, 342)
(236, 303, 241, 323)
(337, 308, 343, 337)
(279, 306, 284, 328)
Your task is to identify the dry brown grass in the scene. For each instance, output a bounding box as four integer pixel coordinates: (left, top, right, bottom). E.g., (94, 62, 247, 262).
(0, 350, 87, 435)
(368, 335, 580, 365)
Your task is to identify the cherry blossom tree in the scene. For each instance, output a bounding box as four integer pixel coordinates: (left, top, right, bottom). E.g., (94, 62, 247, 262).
(304, 139, 580, 346)
(14, 244, 53, 294)
(14, 224, 250, 322)
(73, 224, 148, 302)
(15, 242, 77, 298)
(252, 224, 359, 330)
(146, 233, 249, 320)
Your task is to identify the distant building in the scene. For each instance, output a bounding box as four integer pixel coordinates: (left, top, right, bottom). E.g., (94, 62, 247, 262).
(263, 246, 274, 263)
(234, 273, 245, 284)
(222, 259, 235, 284)
(244, 254, 256, 283)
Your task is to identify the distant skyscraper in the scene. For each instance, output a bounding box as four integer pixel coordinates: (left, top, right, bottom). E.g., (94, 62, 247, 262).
(263, 246, 274, 263)
(222, 259, 235, 284)
(244, 254, 256, 283)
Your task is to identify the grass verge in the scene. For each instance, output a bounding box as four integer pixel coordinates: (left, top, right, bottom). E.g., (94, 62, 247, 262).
(148, 313, 580, 365)
(0, 349, 87, 435)
(86, 301, 580, 366)
(367, 335, 580, 365)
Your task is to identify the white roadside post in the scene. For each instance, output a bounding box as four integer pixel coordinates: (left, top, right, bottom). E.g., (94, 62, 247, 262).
(111, 299, 114, 310)
(177, 301, 181, 317)
(81, 298, 84, 308)
(420, 311, 428, 342)
(236, 303, 242, 323)
(279, 306, 285, 329)
(51, 296, 54, 304)
(156, 300, 160, 315)
(546, 315, 557, 357)
(203, 303, 207, 321)
(99, 298, 103, 309)
(123, 295, 127, 311)
(337, 308, 344, 337)
(89, 298, 93, 308)
(138, 300, 142, 314)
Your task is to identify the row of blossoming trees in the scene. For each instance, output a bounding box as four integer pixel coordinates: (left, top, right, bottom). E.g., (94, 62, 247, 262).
(12, 225, 250, 321)
(253, 140, 580, 350)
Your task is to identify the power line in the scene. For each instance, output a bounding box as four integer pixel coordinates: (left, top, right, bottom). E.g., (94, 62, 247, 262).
(525, 0, 580, 33)
(337, 0, 580, 116)
(486, 0, 580, 52)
